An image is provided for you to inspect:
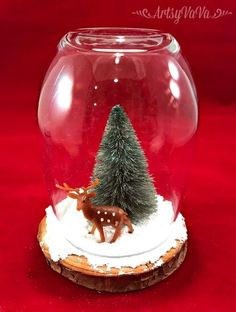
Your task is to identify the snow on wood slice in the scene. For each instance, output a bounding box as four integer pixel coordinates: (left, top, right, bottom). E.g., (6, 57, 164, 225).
(38, 216, 187, 292)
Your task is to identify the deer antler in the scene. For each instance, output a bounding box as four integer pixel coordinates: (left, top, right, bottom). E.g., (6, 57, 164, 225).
(56, 178, 100, 194)
(56, 182, 78, 192)
(84, 178, 100, 191)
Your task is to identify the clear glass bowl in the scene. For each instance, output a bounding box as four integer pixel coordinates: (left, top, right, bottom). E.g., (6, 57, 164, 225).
(38, 28, 198, 255)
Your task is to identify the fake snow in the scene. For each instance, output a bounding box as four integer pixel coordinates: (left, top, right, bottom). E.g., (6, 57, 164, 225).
(43, 195, 187, 269)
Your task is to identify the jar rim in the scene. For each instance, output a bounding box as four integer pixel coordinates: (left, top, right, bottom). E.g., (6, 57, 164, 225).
(60, 27, 179, 53)
(70, 27, 165, 38)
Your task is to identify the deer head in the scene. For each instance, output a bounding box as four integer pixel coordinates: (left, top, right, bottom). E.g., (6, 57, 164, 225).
(56, 179, 100, 211)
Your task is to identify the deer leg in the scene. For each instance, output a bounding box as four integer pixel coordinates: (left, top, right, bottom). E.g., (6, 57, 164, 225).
(124, 217, 134, 234)
(96, 224, 105, 243)
(89, 223, 97, 235)
(110, 220, 123, 243)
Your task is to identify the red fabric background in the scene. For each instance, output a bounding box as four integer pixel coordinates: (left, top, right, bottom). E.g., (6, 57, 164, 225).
(0, 1, 236, 311)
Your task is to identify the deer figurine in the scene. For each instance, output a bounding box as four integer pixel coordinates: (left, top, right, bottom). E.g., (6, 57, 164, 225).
(56, 179, 134, 243)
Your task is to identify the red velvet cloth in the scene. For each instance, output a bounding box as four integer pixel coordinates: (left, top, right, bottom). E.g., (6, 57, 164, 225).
(0, 1, 236, 311)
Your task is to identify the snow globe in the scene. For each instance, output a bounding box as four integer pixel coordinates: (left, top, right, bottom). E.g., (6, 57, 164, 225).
(37, 28, 198, 292)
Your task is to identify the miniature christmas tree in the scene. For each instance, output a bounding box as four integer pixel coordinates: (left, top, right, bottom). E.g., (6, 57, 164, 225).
(91, 105, 157, 224)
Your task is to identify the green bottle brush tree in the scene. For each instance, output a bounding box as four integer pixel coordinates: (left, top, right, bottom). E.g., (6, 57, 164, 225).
(91, 105, 157, 224)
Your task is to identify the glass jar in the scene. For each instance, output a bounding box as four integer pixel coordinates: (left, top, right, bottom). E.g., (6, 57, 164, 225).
(38, 28, 197, 258)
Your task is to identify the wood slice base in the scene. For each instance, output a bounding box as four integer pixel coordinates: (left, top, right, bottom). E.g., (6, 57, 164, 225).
(38, 217, 187, 292)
